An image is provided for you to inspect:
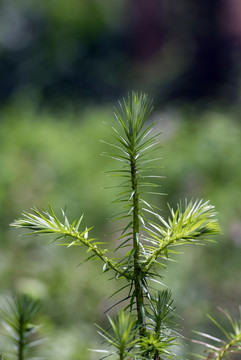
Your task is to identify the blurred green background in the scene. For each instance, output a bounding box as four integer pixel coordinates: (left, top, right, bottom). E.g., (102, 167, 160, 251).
(0, 1, 241, 359)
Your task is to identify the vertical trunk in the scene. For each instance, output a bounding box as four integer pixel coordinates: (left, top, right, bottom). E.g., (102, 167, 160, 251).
(131, 159, 145, 336)
(18, 316, 24, 360)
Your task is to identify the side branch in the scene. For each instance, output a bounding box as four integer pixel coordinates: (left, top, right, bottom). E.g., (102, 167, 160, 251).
(142, 238, 175, 273)
(11, 207, 132, 280)
(142, 200, 221, 273)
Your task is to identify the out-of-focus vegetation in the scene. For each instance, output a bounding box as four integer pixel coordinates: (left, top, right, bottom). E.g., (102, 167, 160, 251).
(1, 0, 241, 104)
(0, 101, 240, 358)
(1, 294, 44, 359)
(0, 0, 241, 358)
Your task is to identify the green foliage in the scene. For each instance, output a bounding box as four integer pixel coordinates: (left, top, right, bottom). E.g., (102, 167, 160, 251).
(0, 97, 239, 360)
(11, 93, 224, 359)
(143, 199, 219, 272)
(0, 294, 43, 360)
(147, 290, 175, 338)
(193, 307, 241, 359)
(140, 290, 179, 359)
(11, 206, 127, 279)
(95, 311, 139, 360)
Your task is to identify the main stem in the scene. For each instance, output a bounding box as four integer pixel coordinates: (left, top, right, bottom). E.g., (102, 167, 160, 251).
(131, 156, 145, 336)
(18, 315, 24, 360)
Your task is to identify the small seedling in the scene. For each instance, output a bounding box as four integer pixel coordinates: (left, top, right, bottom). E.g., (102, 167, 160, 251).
(0, 294, 43, 360)
(11, 93, 239, 359)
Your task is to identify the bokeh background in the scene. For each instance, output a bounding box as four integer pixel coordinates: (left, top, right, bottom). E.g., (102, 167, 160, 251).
(0, 1, 241, 359)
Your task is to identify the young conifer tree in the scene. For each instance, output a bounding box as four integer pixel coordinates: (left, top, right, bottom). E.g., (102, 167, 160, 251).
(1, 295, 43, 360)
(12, 93, 223, 359)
